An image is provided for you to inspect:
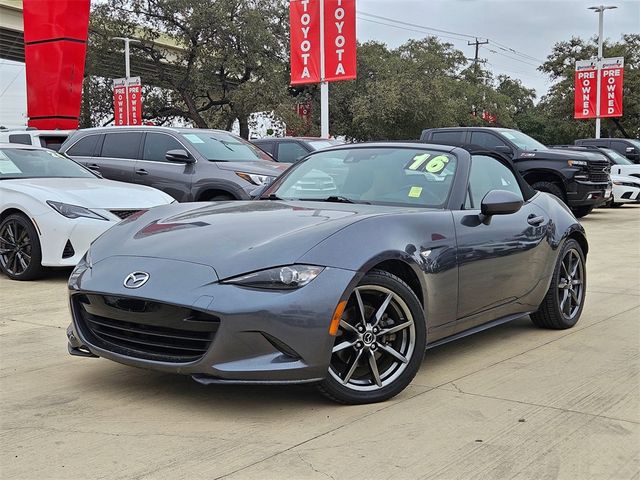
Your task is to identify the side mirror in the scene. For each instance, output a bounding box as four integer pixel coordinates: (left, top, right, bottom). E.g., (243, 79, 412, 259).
(166, 149, 194, 164)
(480, 190, 523, 216)
(625, 147, 635, 154)
(494, 145, 513, 155)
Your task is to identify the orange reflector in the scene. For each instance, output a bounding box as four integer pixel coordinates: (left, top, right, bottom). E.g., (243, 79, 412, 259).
(329, 300, 347, 336)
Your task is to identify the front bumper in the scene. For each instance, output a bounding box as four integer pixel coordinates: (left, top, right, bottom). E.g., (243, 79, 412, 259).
(566, 180, 610, 207)
(67, 255, 358, 383)
(612, 184, 640, 204)
(36, 211, 117, 267)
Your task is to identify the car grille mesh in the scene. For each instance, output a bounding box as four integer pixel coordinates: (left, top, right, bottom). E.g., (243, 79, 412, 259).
(588, 160, 610, 183)
(73, 294, 219, 362)
(110, 209, 144, 220)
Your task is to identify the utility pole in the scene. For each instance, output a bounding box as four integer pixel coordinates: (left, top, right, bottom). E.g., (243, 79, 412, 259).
(468, 38, 489, 77)
(588, 5, 617, 139)
(111, 37, 140, 79)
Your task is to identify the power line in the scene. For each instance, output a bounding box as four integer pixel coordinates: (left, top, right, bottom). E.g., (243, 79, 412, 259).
(359, 11, 544, 65)
(356, 16, 472, 45)
(487, 49, 541, 68)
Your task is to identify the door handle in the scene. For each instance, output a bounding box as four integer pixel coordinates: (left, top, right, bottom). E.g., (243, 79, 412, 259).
(87, 164, 100, 170)
(527, 215, 545, 226)
(135, 169, 149, 176)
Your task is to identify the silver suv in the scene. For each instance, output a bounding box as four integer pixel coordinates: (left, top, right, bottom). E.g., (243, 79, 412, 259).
(59, 126, 287, 201)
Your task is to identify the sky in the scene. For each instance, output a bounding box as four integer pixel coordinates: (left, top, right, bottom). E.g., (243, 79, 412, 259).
(0, 0, 638, 128)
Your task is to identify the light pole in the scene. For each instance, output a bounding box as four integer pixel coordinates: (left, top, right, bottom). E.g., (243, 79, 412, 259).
(588, 5, 617, 139)
(111, 37, 140, 79)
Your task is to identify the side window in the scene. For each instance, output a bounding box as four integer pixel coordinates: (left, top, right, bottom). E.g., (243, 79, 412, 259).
(254, 142, 275, 156)
(470, 132, 508, 149)
(39, 136, 67, 152)
(277, 141, 309, 163)
(431, 131, 464, 144)
(100, 133, 143, 159)
(66, 135, 100, 156)
(143, 133, 185, 162)
(8, 134, 32, 145)
(466, 155, 523, 209)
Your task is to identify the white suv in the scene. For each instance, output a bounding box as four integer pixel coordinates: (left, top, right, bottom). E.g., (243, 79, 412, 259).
(0, 128, 74, 151)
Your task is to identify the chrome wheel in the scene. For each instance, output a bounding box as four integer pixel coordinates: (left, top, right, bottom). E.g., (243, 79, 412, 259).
(0, 219, 32, 276)
(557, 248, 584, 321)
(329, 285, 416, 391)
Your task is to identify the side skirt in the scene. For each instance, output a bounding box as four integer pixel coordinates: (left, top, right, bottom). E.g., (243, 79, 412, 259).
(426, 311, 534, 350)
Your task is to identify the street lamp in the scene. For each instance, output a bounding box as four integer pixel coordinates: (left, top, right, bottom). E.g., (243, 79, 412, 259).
(588, 5, 617, 139)
(111, 37, 140, 79)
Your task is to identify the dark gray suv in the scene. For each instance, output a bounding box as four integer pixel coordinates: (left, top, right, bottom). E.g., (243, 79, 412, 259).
(59, 127, 287, 202)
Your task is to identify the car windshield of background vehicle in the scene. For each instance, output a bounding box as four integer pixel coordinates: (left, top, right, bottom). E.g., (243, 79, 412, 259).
(272, 148, 457, 208)
(181, 132, 272, 162)
(627, 139, 640, 150)
(603, 148, 634, 165)
(498, 129, 548, 151)
(307, 139, 344, 150)
(0, 148, 96, 180)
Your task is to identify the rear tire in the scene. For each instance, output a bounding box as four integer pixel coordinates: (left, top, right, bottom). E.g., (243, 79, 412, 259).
(0, 213, 44, 281)
(318, 270, 426, 404)
(531, 239, 586, 330)
(532, 181, 566, 203)
(571, 205, 594, 218)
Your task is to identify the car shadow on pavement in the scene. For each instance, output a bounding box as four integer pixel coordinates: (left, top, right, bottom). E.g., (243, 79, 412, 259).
(69, 317, 539, 411)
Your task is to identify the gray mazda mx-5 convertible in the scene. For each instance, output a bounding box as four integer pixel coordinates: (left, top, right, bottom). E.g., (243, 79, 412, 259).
(67, 143, 588, 404)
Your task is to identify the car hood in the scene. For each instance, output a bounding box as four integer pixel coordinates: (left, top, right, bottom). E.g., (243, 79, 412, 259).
(90, 200, 393, 279)
(2, 177, 173, 208)
(521, 149, 604, 162)
(610, 164, 640, 176)
(612, 173, 640, 184)
(214, 160, 288, 176)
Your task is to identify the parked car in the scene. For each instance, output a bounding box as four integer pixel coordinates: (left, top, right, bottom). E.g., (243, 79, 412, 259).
(420, 127, 610, 218)
(575, 138, 640, 164)
(67, 143, 588, 404)
(252, 137, 345, 163)
(610, 174, 640, 207)
(0, 128, 73, 151)
(59, 127, 287, 202)
(550, 145, 640, 178)
(0, 144, 174, 280)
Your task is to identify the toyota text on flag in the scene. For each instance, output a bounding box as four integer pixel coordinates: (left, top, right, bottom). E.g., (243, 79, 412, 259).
(290, 0, 321, 85)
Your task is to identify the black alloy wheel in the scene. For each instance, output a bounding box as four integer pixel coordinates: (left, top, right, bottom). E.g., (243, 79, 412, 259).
(531, 239, 586, 330)
(0, 214, 44, 280)
(319, 270, 426, 404)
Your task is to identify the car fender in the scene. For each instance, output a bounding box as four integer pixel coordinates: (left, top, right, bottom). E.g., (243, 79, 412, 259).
(192, 178, 249, 201)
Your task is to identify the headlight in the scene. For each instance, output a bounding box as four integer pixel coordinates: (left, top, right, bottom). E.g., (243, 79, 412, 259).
(223, 265, 324, 289)
(567, 160, 588, 167)
(47, 201, 108, 221)
(235, 172, 273, 186)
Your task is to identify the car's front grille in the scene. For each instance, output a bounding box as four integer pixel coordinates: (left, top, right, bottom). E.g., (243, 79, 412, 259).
(110, 209, 145, 220)
(73, 294, 219, 363)
(588, 160, 610, 182)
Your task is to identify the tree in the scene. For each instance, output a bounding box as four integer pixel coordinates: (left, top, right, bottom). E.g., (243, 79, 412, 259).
(81, 0, 293, 137)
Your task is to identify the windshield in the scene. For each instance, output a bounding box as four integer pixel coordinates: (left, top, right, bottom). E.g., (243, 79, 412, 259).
(602, 148, 634, 165)
(0, 148, 96, 179)
(498, 129, 547, 151)
(270, 147, 458, 208)
(180, 131, 272, 162)
(627, 139, 640, 150)
(307, 139, 345, 151)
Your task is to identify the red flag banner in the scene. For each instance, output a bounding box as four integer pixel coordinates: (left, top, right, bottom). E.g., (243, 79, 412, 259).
(599, 57, 624, 118)
(323, 0, 356, 82)
(127, 77, 143, 125)
(574, 60, 598, 119)
(290, 0, 321, 85)
(113, 78, 127, 126)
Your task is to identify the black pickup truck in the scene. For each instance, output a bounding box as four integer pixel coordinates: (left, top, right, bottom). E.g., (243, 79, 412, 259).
(420, 127, 611, 217)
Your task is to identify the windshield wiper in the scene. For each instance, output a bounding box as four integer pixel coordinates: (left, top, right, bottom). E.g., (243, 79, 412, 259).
(300, 196, 370, 204)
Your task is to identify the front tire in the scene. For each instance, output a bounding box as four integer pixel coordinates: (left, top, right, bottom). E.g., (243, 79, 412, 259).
(318, 270, 426, 404)
(532, 181, 566, 203)
(0, 213, 44, 280)
(571, 205, 594, 218)
(531, 239, 586, 330)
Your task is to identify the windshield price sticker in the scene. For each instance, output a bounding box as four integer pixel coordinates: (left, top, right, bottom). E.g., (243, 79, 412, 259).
(408, 153, 430, 171)
(0, 159, 22, 174)
(408, 186, 423, 198)
(425, 155, 450, 174)
(183, 134, 205, 144)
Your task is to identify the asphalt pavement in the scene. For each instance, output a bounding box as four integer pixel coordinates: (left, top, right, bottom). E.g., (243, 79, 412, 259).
(1, 204, 638, 480)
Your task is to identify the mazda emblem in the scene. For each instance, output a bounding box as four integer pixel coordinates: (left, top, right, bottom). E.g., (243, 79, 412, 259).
(123, 271, 150, 289)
